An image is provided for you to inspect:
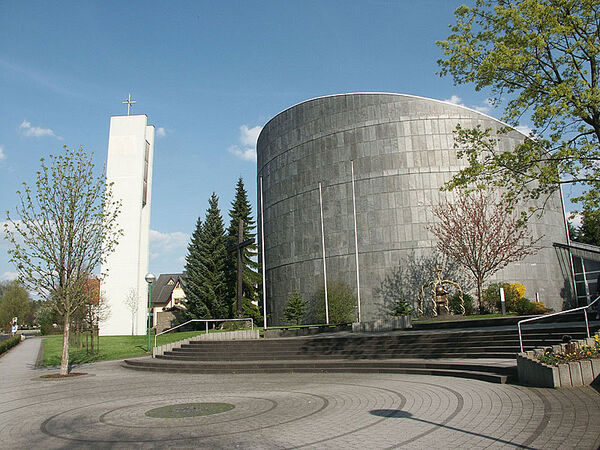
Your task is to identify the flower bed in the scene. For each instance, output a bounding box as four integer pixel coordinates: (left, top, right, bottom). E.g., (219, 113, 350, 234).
(517, 333, 600, 388)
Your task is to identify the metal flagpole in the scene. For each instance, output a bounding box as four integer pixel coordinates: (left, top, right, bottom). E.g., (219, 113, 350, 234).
(319, 182, 329, 324)
(351, 160, 361, 323)
(260, 176, 267, 329)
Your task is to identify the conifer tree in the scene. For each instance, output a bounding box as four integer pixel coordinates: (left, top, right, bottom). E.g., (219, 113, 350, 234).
(199, 193, 228, 319)
(226, 177, 261, 320)
(182, 217, 210, 319)
(283, 291, 306, 325)
(183, 193, 229, 320)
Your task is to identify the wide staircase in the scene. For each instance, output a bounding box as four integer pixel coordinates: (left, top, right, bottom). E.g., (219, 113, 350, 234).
(123, 316, 600, 384)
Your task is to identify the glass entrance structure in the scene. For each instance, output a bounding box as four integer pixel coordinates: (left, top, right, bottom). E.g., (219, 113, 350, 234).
(554, 242, 600, 307)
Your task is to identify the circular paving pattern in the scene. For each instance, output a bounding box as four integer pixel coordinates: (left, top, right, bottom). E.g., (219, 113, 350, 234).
(145, 402, 235, 418)
(2, 356, 599, 449)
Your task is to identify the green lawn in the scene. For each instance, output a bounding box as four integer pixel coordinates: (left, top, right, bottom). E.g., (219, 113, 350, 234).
(41, 330, 206, 366)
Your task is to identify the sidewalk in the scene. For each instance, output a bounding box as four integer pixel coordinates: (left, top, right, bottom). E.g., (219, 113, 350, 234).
(0, 337, 43, 382)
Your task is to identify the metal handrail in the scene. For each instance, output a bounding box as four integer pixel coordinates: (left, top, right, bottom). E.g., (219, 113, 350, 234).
(154, 318, 254, 350)
(517, 296, 599, 353)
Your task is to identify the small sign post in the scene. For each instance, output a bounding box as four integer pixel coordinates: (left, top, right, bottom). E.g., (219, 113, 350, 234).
(500, 287, 506, 315)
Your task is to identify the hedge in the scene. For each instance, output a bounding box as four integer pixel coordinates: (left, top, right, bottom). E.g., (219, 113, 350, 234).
(0, 336, 21, 355)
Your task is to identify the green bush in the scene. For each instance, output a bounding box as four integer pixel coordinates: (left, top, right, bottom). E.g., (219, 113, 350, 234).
(483, 282, 523, 313)
(448, 292, 474, 315)
(514, 297, 533, 315)
(315, 281, 357, 324)
(0, 335, 21, 355)
(389, 297, 413, 317)
(528, 301, 547, 315)
(241, 299, 263, 324)
(219, 320, 250, 331)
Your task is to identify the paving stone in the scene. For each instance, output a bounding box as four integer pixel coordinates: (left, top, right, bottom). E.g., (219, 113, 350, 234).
(1, 337, 599, 449)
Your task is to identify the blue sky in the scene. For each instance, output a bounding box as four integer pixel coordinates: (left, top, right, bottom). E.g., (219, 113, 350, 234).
(0, 0, 571, 282)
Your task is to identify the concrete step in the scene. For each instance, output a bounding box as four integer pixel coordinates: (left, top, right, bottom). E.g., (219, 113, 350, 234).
(177, 337, 578, 352)
(158, 351, 519, 361)
(123, 357, 515, 384)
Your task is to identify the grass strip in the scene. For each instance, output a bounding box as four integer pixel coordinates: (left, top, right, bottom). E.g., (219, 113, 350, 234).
(41, 330, 206, 366)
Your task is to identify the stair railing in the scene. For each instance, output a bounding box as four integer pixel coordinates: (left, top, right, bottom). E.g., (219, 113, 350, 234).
(154, 318, 254, 349)
(517, 296, 599, 353)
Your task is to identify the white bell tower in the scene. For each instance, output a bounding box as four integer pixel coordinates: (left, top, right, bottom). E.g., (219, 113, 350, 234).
(100, 96, 154, 336)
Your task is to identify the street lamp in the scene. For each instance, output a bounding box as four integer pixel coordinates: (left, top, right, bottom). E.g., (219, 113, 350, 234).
(145, 272, 156, 352)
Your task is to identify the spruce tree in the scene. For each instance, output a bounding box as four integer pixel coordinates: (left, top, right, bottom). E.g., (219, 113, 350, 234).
(226, 177, 262, 320)
(283, 291, 306, 325)
(199, 193, 229, 319)
(183, 193, 228, 321)
(182, 217, 210, 319)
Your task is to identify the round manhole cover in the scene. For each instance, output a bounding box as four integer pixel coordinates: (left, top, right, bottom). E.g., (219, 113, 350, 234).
(145, 402, 235, 418)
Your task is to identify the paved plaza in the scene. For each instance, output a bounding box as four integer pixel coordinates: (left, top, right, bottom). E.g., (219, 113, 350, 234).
(0, 338, 599, 449)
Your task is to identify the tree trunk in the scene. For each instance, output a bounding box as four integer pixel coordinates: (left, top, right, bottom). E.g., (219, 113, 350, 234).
(477, 278, 483, 315)
(60, 312, 70, 376)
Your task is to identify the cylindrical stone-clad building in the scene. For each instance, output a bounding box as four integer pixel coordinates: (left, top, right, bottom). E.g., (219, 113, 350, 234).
(257, 93, 568, 324)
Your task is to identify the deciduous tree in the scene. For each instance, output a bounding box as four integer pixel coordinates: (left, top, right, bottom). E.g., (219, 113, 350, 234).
(4, 146, 121, 375)
(429, 190, 540, 313)
(315, 281, 357, 325)
(0, 280, 30, 332)
(437, 0, 600, 213)
(124, 288, 138, 336)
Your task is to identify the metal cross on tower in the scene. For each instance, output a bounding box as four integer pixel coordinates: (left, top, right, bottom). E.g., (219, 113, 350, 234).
(227, 219, 255, 318)
(122, 93, 136, 115)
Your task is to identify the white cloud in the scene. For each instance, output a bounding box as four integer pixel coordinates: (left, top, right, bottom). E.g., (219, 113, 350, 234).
(473, 98, 493, 113)
(515, 125, 534, 136)
(19, 120, 60, 139)
(228, 124, 263, 163)
(0, 271, 18, 281)
(240, 125, 262, 146)
(156, 127, 167, 138)
(228, 145, 257, 162)
(149, 230, 189, 252)
(444, 95, 463, 105)
(0, 145, 5, 160)
(443, 96, 495, 114)
(569, 212, 582, 228)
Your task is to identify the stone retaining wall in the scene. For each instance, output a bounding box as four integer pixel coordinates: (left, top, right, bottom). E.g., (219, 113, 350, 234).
(264, 324, 352, 339)
(153, 329, 259, 357)
(352, 316, 411, 333)
(517, 337, 600, 388)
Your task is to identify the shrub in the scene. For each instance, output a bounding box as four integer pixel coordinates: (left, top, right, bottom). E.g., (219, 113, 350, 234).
(528, 301, 547, 315)
(0, 335, 21, 355)
(315, 281, 357, 324)
(283, 291, 307, 325)
(483, 282, 526, 313)
(389, 297, 413, 317)
(219, 320, 250, 331)
(448, 292, 474, 315)
(512, 282, 526, 298)
(514, 297, 533, 315)
(241, 300, 263, 324)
